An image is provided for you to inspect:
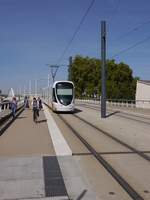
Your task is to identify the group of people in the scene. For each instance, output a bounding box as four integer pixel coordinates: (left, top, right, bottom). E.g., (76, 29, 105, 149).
(9, 96, 43, 122)
(24, 96, 43, 122)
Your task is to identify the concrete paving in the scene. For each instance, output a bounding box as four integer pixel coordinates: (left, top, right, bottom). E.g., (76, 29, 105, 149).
(0, 107, 97, 200)
(1, 102, 149, 200)
(0, 156, 44, 199)
(43, 105, 72, 156)
(58, 156, 97, 200)
(0, 109, 55, 156)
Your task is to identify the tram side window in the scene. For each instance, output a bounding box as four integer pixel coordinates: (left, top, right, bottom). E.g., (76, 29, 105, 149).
(52, 88, 57, 102)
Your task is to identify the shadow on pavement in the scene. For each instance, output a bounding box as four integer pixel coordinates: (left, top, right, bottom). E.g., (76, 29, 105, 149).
(73, 108, 82, 113)
(106, 111, 120, 118)
(76, 190, 87, 200)
(16, 116, 27, 119)
(57, 108, 82, 115)
(37, 119, 47, 123)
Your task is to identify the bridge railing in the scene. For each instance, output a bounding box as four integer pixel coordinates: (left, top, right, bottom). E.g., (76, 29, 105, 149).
(0, 100, 24, 116)
(76, 98, 150, 109)
(107, 99, 136, 108)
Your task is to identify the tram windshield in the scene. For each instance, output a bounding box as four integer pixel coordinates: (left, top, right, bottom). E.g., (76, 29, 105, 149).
(56, 82, 73, 105)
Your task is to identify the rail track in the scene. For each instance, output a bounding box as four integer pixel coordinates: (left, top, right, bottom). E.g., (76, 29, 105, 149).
(43, 103, 150, 199)
(72, 113, 150, 162)
(77, 103, 150, 125)
(56, 112, 144, 200)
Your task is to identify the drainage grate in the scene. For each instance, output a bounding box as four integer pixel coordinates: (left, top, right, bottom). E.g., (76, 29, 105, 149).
(43, 156, 68, 197)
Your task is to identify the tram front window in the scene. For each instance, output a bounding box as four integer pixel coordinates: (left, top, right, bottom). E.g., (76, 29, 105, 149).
(56, 83, 73, 106)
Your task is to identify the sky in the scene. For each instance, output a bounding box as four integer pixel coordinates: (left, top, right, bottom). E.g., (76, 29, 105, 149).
(0, 0, 150, 94)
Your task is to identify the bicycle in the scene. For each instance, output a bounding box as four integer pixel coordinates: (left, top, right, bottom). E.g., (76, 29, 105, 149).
(33, 108, 38, 123)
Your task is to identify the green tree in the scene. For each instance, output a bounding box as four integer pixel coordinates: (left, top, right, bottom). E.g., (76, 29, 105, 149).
(68, 55, 138, 100)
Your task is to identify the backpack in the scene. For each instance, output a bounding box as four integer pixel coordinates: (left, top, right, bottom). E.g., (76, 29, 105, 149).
(33, 100, 37, 109)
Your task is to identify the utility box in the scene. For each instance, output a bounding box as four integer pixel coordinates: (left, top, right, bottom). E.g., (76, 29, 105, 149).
(136, 80, 150, 109)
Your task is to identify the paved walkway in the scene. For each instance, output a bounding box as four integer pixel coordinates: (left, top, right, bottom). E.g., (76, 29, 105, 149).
(0, 107, 96, 200)
(0, 109, 55, 156)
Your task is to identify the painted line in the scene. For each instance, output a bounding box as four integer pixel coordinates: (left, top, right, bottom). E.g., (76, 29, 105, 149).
(43, 104, 72, 156)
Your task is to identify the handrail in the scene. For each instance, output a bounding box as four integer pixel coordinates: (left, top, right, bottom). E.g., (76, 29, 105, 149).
(0, 100, 24, 113)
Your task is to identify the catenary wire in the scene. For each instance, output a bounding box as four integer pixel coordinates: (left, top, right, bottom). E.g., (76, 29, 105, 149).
(107, 0, 121, 24)
(110, 34, 150, 59)
(56, 0, 96, 65)
(115, 19, 150, 42)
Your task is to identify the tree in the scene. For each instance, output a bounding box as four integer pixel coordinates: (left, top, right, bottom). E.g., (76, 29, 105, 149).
(68, 55, 138, 99)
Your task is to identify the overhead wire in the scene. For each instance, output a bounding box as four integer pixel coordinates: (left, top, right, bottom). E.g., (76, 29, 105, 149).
(107, 0, 121, 24)
(107, 1, 150, 60)
(108, 11, 150, 59)
(56, 0, 96, 65)
(115, 19, 150, 41)
(110, 34, 150, 59)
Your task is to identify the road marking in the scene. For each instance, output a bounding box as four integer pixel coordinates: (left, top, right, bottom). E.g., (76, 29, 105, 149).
(43, 104, 72, 156)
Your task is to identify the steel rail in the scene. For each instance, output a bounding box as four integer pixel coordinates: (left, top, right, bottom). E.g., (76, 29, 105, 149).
(58, 114, 144, 200)
(73, 113, 150, 162)
(80, 103, 150, 122)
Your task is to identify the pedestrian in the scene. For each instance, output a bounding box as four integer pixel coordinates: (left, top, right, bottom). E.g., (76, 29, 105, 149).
(24, 96, 29, 109)
(32, 97, 39, 122)
(11, 97, 17, 118)
(0, 97, 2, 112)
(38, 97, 43, 110)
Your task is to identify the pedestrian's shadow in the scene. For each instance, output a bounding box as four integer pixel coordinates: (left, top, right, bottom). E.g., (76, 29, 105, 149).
(37, 119, 47, 123)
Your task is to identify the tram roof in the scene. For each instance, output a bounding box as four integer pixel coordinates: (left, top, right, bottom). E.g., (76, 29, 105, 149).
(52, 81, 74, 87)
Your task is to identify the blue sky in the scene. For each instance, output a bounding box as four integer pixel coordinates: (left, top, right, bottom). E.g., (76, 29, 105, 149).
(0, 0, 150, 94)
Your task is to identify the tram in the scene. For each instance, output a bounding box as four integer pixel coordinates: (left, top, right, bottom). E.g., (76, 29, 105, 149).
(49, 81, 75, 112)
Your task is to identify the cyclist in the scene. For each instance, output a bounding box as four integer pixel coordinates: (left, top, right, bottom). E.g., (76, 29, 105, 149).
(32, 97, 39, 123)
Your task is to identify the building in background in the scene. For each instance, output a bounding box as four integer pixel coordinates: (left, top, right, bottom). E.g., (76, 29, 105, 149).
(136, 80, 150, 109)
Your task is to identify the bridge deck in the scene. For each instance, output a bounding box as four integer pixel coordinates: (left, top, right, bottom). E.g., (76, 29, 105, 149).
(0, 107, 96, 200)
(0, 109, 55, 156)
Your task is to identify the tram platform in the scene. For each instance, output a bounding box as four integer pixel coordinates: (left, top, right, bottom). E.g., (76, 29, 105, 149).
(0, 106, 96, 200)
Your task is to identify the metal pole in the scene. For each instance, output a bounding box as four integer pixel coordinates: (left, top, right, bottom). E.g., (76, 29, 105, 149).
(47, 74, 50, 103)
(29, 80, 31, 96)
(24, 86, 26, 97)
(48, 65, 58, 83)
(48, 74, 50, 87)
(68, 56, 72, 81)
(101, 21, 106, 118)
(19, 87, 21, 97)
(35, 80, 37, 97)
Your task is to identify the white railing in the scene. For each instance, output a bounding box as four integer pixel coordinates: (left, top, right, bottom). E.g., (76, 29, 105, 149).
(76, 98, 150, 109)
(0, 100, 24, 116)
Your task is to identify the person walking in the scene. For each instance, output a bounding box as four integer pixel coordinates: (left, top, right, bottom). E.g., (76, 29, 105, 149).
(32, 97, 39, 123)
(38, 97, 43, 110)
(11, 97, 17, 118)
(24, 96, 29, 109)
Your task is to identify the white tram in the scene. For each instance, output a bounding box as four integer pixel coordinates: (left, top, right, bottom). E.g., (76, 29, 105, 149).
(47, 81, 75, 112)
